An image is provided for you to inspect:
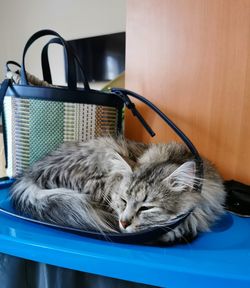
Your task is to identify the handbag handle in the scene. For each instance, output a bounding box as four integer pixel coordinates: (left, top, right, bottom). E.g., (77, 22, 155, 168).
(41, 37, 90, 90)
(21, 29, 79, 90)
(5, 40, 90, 90)
(6, 61, 21, 72)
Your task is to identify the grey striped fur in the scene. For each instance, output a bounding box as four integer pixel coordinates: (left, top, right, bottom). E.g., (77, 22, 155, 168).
(11, 137, 226, 243)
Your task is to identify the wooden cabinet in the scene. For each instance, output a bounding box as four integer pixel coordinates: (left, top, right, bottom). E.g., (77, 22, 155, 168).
(125, 0, 250, 183)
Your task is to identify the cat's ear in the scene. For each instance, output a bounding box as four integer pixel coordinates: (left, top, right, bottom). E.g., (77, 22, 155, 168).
(163, 161, 196, 192)
(109, 152, 133, 177)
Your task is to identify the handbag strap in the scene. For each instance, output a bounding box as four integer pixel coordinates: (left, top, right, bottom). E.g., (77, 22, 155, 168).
(0, 79, 11, 115)
(20, 29, 79, 90)
(111, 87, 204, 193)
(0, 79, 11, 167)
(41, 37, 90, 90)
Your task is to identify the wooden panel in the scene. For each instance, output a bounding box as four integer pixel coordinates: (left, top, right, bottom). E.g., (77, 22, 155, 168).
(125, 0, 250, 183)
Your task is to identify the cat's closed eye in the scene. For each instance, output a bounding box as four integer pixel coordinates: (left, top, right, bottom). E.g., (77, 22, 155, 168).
(137, 206, 155, 214)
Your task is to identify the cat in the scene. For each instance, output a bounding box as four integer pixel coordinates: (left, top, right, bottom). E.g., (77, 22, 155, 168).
(10, 137, 226, 244)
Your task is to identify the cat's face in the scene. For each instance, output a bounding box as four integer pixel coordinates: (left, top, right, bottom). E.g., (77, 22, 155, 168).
(110, 161, 199, 233)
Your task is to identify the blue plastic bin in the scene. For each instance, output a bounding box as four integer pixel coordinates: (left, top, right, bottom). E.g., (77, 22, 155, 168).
(0, 179, 249, 287)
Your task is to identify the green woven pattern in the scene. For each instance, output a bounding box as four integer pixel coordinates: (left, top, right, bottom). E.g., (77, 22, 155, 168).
(29, 99, 64, 165)
(4, 97, 120, 177)
(63, 103, 76, 141)
(13, 98, 30, 174)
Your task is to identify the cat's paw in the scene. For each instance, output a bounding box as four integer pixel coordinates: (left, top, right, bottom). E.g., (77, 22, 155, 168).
(159, 228, 197, 245)
(159, 231, 177, 243)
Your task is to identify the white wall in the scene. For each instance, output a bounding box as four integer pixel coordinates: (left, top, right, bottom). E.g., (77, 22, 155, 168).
(0, 0, 126, 83)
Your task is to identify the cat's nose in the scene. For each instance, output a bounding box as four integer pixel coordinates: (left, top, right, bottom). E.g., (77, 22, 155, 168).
(120, 220, 131, 229)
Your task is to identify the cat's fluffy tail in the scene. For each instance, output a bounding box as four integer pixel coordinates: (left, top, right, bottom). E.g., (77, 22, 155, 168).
(10, 178, 117, 233)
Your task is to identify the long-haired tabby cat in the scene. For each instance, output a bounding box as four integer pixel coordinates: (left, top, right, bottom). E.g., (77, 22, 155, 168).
(11, 137, 225, 244)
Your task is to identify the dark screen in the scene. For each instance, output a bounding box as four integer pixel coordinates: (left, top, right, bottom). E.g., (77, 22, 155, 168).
(67, 32, 125, 82)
